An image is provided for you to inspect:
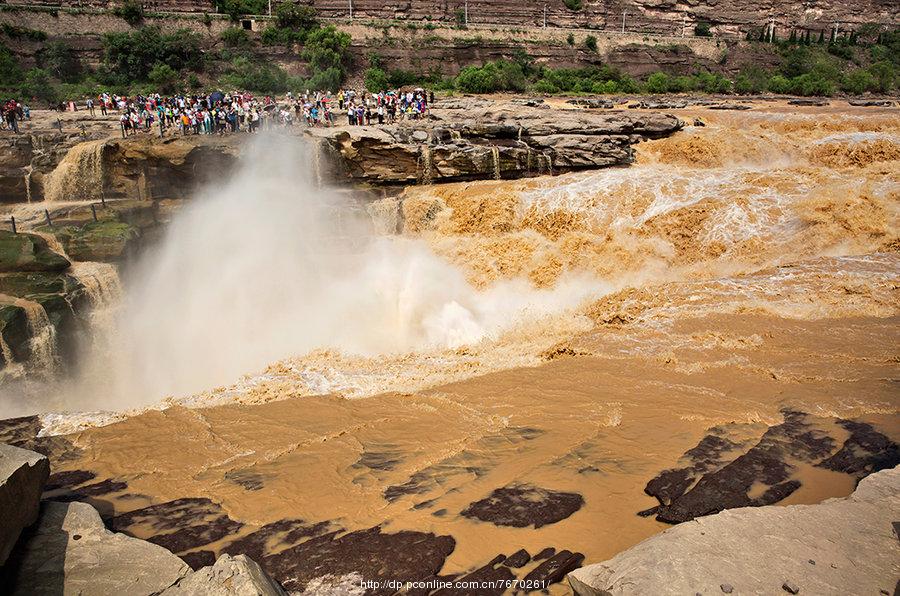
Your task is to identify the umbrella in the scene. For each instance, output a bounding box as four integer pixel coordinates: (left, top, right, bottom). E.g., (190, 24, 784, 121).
(209, 91, 225, 104)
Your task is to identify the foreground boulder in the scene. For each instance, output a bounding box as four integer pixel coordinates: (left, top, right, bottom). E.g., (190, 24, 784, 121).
(4, 499, 286, 595)
(568, 465, 900, 595)
(5, 500, 192, 595)
(161, 554, 286, 596)
(0, 443, 49, 564)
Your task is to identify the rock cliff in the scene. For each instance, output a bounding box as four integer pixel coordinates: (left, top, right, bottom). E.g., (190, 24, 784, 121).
(308, 98, 682, 185)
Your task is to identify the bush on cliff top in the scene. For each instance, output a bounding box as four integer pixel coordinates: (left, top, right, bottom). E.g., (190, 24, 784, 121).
(101, 26, 202, 84)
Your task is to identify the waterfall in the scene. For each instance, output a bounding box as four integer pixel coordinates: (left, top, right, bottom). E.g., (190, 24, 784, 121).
(491, 146, 501, 180)
(367, 197, 403, 235)
(418, 146, 434, 185)
(312, 141, 324, 189)
(44, 139, 107, 202)
(24, 165, 33, 203)
(16, 298, 59, 374)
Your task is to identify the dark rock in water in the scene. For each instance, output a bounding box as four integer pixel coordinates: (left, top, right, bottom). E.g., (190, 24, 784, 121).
(522, 549, 584, 589)
(693, 118, 706, 127)
(48, 478, 128, 502)
(534, 547, 556, 560)
(221, 518, 334, 563)
(788, 98, 829, 107)
(504, 548, 531, 568)
(110, 497, 244, 555)
(645, 433, 745, 508)
(782, 580, 800, 594)
(628, 100, 688, 109)
(636, 505, 659, 517)
(45, 469, 97, 491)
(432, 556, 516, 596)
(721, 583, 734, 593)
(260, 526, 455, 594)
(461, 485, 584, 528)
(652, 411, 836, 524)
(817, 419, 899, 477)
(223, 469, 267, 492)
(0, 231, 70, 273)
(180, 549, 217, 571)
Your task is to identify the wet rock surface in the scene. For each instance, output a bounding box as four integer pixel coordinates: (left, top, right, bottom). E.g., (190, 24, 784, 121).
(570, 465, 900, 596)
(461, 484, 585, 528)
(642, 411, 899, 524)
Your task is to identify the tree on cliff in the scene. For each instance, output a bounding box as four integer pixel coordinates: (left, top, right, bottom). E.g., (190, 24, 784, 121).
(300, 25, 352, 91)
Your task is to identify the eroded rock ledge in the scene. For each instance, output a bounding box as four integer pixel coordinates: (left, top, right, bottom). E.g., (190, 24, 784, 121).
(568, 465, 900, 596)
(308, 99, 683, 185)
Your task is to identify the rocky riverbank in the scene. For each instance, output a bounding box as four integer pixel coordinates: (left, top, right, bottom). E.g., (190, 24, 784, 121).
(568, 465, 900, 595)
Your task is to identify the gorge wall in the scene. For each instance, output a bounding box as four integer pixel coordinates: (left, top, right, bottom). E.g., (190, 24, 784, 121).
(3, 0, 898, 34)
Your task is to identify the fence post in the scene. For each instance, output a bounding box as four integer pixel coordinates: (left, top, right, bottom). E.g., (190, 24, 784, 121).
(10, 216, 16, 234)
(91, 204, 98, 222)
(44, 209, 52, 228)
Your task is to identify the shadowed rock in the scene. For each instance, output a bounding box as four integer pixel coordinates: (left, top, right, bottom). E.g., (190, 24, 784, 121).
(461, 485, 584, 528)
(650, 411, 837, 523)
(259, 526, 455, 594)
(817, 419, 899, 477)
(0, 443, 50, 565)
(110, 498, 244, 555)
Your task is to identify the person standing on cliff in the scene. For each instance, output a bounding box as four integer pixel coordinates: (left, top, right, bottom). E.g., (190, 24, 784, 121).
(86, 98, 95, 117)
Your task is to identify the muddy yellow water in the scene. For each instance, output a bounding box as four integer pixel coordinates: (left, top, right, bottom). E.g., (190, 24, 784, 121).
(36, 104, 900, 592)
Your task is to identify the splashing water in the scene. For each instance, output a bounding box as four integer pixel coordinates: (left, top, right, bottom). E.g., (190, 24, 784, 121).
(67, 133, 597, 410)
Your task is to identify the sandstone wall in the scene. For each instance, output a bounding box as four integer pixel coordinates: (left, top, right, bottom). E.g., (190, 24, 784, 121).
(2, 0, 897, 34)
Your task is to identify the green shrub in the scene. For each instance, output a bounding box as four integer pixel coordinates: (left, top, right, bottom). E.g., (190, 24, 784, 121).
(221, 26, 251, 47)
(563, 0, 582, 11)
(790, 72, 834, 95)
(669, 75, 696, 92)
(733, 67, 767, 94)
(221, 55, 289, 92)
(102, 26, 202, 83)
(767, 74, 792, 93)
(301, 25, 351, 74)
(695, 71, 731, 93)
(585, 35, 598, 52)
(532, 78, 559, 93)
(19, 68, 57, 103)
(261, 26, 307, 46)
(364, 66, 388, 92)
(868, 60, 896, 92)
(114, 0, 144, 27)
(0, 24, 47, 41)
(567, 33, 575, 46)
(455, 60, 527, 93)
(275, 3, 317, 29)
(645, 71, 670, 93)
(841, 69, 876, 94)
(148, 62, 179, 93)
(694, 22, 711, 37)
(219, 0, 266, 21)
(37, 40, 83, 83)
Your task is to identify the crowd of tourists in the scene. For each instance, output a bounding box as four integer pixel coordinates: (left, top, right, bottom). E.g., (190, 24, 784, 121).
(93, 87, 433, 137)
(1, 100, 30, 133)
(1, 87, 433, 137)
